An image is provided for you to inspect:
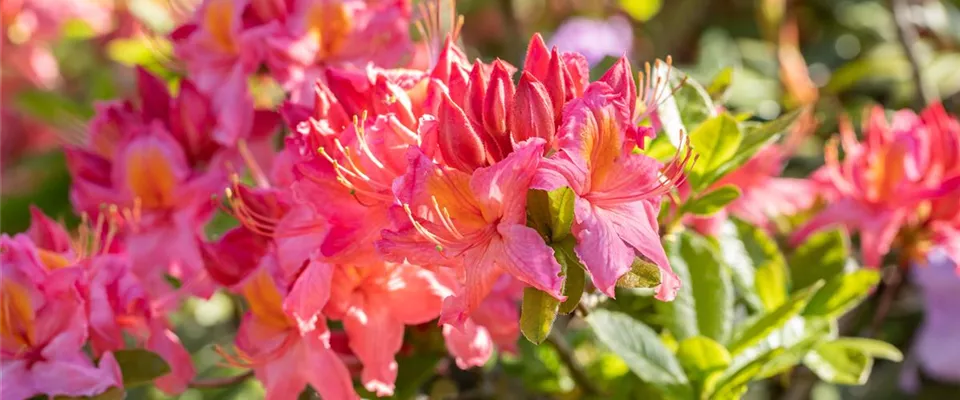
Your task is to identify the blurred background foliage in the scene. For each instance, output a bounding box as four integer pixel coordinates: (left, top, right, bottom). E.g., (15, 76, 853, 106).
(3, 0, 960, 398)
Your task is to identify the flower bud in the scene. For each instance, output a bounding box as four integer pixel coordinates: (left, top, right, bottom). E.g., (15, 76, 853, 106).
(510, 72, 555, 146)
(482, 60, 515, 140)
(438, 92, 487, 172)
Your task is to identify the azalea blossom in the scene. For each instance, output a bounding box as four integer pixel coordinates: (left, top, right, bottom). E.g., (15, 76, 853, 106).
(534, 80, 684, 301)
(382, 139, 564, 326)
(1, 234, 122, 400)
(792, 104, 960, 268)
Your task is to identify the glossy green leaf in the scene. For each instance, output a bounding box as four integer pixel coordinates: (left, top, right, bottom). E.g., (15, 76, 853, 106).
(756, 317, 834, 378)
(727, 281, 824, 355)
(707, 67, 735, 102)
(657, 67, 717, 147)
(520, 287, 560, 344)
(658, 232, 735, 343)
(788, 230, 849, 291)
(526, 187, 576, 242)
(586, 309, 692, 398)
(554, 238, 586, 314)
(701, 109, 802, 185)
(711, 348, 785, 399)
(827, 338, 903, 362)
(803, 269, 880, 319)
(804, 341, 873, 385)
(113, 349, 171, 388)
(617, 256, 662, 289)
(683, 185, 742, 216)
(688, 113, 743, 191)
(676, 336, 731, 397)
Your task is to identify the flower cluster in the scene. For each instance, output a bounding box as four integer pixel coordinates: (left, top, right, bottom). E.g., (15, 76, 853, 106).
(7, 0, 960, 398)
(793, 104, 960, 269)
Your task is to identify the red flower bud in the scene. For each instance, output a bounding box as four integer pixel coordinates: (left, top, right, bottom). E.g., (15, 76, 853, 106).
(438, 91, 487, 172)
(465, 60, 488, 126)
(483, 60, 514, 139)
(136, 67, 171, 123)
(373, 75, 417, 129)
(523, 33, 551, 81)
(511, 72, 555, 146)
(544, 49, 567, 120)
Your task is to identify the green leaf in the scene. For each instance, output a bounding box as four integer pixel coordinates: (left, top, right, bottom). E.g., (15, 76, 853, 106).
(700, 109, 802, 185)
(586, 309, 692, 398)
(113, 349, 171, 387)
(620, 0, 663, 21)
(788, 230, 849, 291)
(712, 348, 785, 399)
(657, 232, 735, 343)
(617, 256, 662, 289)
(526, 187, 576, 242)
(641, 133, 680, 162)
(554, 238, 586, 314)
(827, 338, 903, 362)
(688, 113, 743, 191)
(803, 269, 880, 319)
(721, 218, 790, 311)
(682, 185, 741, 216)
(520, 287, 560, 344)
(676, 336, 731, 397)
(707, 67, 735, 102)
(393, 353, 444, 400)
(756, 317, 834, 378)
(107, 36, 174, 69)
(656, 67, 717, 147)
(727, 281, 824, 355)
(804, 341, 873, 385)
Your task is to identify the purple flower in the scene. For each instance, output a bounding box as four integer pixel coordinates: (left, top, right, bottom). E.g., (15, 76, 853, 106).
(901, 248, 960, 391)
(547, 16, 633, 67)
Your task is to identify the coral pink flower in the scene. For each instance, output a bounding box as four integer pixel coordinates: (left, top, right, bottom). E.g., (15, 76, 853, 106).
(324, 262, 452, 396)
(534, 82, 683, 301)
(1, 234, 122, 400)
(442, 275, 522, 368)
(381, 139, 564, 326)
(228, 263, 357, 400)
(792, 105, 960, 267)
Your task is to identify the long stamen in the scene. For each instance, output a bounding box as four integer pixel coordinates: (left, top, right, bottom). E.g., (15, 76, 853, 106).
(431, 195, 464, 239)
(402, 204, 454, 250)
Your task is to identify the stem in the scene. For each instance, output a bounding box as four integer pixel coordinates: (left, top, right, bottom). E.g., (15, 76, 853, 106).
(890, 0, 935, 107)
(866, 265, 905, 338)
(545, 331, 602, 396)
(188, 371, 254, 389)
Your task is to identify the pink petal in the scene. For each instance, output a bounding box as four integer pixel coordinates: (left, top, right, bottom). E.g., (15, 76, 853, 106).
(302, 331, 360, 400)
(147, 326, 196, 394)
(443, 319, 494, 369)
(439, 252, 504, 328)
(283, 260, 334, 334)
(385, 264, 452, 324)
(469, 138, 545, 223)
(495, 224, 565, 298)
(573, 200, 635, 297)
(343, 297, 405, 397)
(604, 201, 679, 301)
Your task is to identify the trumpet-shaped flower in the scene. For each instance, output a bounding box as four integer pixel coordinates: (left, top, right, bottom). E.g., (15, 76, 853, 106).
(228, 261, 357, 400)
(534, 83, 683, 301)
(792, 105, 960, 267)
(324, 262, 452, 396)
(381, 139, 564, 326)
(1, 234, 122, 400)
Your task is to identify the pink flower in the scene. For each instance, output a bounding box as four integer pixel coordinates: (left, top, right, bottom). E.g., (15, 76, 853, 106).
(443, 275, 522, 368)
(381, 139, 564, 326)
(792, 105, 960, 267)
(228, 263, 357, 400)
(534, 82, 683, 301)
(1, 234, 122, 400)
(324, 262, 452, 396)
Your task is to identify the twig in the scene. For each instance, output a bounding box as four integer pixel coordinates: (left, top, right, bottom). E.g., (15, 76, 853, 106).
(545, 331, 602, 396)
(890, 0, 935, 107)
(188, 371, 254, 389)
(866, 265, 905, 338)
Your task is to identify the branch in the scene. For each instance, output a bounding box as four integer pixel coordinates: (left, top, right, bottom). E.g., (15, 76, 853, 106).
(188, 371, 254, 389)
(545, 331, 603, 396)
(890, 0, 935, 107)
